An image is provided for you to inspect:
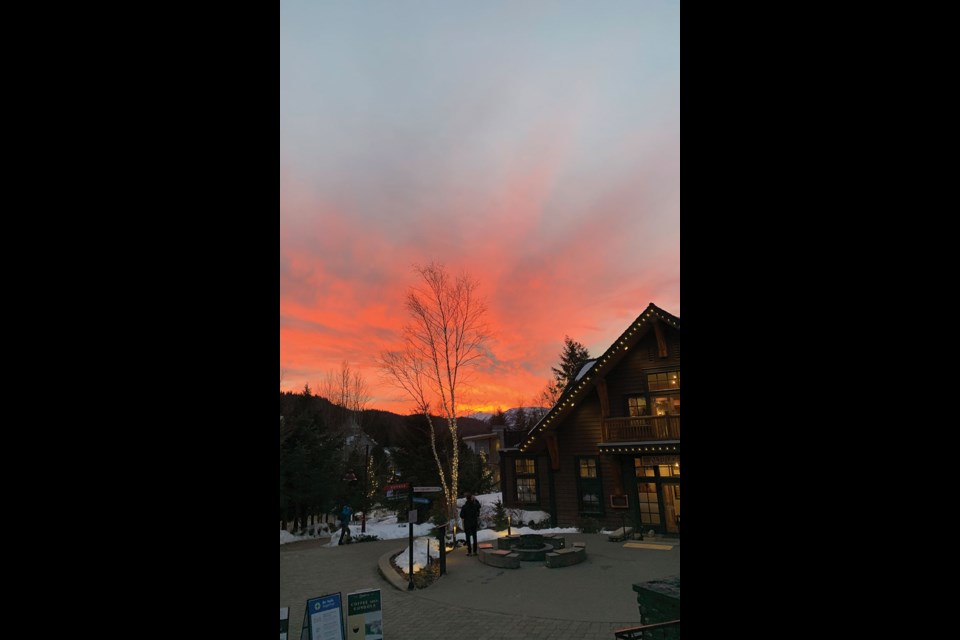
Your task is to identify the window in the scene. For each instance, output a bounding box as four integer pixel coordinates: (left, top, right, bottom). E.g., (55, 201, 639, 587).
(652, 394, 680, 416)
(514, 458, 538, 504)
(577, 456, 602, 514)
(515, 458, 535, 474)
(658, 461, 680, 478)
(579, 458, 598, 478)
(627, 396, 648, 416)
(647, 370, 680, 391)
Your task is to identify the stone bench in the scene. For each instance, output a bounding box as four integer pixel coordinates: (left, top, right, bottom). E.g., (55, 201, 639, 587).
(479, 549, 520, 569)
(544, 547, 587, 568)
(608, 527, 633, 542)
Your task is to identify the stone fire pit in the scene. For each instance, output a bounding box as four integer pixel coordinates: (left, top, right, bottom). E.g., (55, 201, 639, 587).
(510, 533, 553, 561)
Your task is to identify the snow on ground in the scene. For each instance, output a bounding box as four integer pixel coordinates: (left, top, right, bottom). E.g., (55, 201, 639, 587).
(277, 492, 584, 576)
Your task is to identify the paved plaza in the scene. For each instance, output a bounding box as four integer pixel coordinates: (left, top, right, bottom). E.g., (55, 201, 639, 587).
(280, 532, 680, 640)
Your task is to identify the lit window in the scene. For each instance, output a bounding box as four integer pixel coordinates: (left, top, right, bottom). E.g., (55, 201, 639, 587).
(647, 371, 680, 391)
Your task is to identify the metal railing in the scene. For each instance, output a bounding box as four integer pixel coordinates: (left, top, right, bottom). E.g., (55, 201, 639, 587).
(603, 415, 680, 442)
(614, 620, 680, 639)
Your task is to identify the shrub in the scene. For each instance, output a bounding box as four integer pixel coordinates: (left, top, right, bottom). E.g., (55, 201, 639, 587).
(529, 516, 552, 530)
(353, 533, 380, 543)
(491, 499, 509, 531)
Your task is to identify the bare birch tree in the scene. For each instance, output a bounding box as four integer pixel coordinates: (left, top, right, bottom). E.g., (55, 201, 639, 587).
(321, 360, 370, 435)
(380, 261, 489, 526)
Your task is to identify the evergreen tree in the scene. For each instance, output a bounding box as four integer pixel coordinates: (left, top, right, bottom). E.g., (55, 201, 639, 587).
(549, 336, 591, 397)
(491, 499, 509, 531)
(489, 406, 507, 426)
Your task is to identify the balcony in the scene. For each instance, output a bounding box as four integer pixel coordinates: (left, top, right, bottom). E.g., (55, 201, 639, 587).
(602, 415, 680, 442)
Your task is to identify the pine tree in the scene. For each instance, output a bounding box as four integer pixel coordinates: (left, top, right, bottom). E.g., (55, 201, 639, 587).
(490, 406, 507, 426)
(549, 336, 591, 397)
(492, 499, 509, 531)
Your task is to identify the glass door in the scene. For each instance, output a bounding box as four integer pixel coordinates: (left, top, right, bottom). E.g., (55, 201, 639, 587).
(637, 481, 661, 527)
(661, 483, 680, 533)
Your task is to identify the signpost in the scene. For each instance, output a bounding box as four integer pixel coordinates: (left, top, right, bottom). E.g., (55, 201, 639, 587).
(281, 607, 289, 640)
(408, 487, 415, 590)
(385, 482, 411, 501)
(386, 482, 439, 590)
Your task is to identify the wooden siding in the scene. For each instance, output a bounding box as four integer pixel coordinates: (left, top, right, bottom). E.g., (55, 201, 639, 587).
(500, 309, 679, 531)
(605, 326, 680, 418)
(551, 398, 603, 526)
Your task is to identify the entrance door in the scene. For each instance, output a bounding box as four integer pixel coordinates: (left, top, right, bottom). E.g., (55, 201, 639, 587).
(634, 456, 680, 534)
(637, 481, 661, 528)
(661, 483, 680, 534)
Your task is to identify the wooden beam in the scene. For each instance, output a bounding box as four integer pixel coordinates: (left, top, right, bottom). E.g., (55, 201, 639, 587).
(544, 432, 560, 471)
(596, 377, 610, 418)
(652, 317, 669, 358)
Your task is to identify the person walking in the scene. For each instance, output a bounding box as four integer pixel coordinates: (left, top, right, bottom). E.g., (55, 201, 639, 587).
(460, 492, 481, 556)
(339, 504, 353, 545)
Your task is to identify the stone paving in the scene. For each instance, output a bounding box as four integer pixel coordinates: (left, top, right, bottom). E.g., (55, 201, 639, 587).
(280, 532, 680, 640)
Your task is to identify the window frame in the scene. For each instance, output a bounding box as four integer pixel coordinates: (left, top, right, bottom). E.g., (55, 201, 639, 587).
(576, 455, 604, 516)
(514, 457, 539, 505)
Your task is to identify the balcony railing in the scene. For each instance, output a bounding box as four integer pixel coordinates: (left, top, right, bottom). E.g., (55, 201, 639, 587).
(602, 415, 680, 442)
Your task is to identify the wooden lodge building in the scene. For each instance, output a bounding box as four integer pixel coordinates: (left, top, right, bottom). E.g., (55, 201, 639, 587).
(499, 303, 680, 535)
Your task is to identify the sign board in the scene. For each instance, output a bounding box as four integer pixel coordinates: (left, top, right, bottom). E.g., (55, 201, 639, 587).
(301, 593, 344, 640)
(346, 589, 383, 640)
(413, 486, 442, 492)
(407, 509, 418, 522)
(412, 497, 430, 505)
(281, 607, 289, 640)
(384, 483, 411, 492)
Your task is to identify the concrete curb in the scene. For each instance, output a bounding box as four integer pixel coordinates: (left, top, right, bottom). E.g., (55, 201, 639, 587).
(378, 547, 411, 591)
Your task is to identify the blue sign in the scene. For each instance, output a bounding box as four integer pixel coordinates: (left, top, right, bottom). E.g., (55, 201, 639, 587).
(412, 497, 430, 504)
(301, 592, 344, 640)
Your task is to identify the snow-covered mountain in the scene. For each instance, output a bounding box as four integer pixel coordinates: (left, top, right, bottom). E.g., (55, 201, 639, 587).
(467, 407, 547, 424)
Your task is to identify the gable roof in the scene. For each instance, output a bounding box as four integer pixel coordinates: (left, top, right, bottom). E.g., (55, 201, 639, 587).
(515, 302, 680, 454)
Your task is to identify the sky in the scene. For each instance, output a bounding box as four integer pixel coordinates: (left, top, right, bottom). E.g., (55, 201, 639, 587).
(280, 1, 680, 414)
(279, 492, 581, 576)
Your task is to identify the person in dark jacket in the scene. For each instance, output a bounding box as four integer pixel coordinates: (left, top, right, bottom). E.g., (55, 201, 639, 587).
(460, 493, 481, 556)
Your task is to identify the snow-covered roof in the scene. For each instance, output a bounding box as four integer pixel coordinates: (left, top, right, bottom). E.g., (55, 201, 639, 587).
(574, 360, 596, 382)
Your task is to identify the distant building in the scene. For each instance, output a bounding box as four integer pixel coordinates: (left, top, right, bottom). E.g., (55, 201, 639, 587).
(499, 303, 680, 534)
(461, 415, 528, 492)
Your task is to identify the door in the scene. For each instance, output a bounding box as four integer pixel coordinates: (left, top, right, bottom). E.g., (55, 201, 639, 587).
(637, 481, 661, 528)
(661, 483, 680, 534)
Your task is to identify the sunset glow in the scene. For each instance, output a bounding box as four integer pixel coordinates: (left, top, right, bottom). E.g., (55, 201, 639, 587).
(280, 1, 679, 415)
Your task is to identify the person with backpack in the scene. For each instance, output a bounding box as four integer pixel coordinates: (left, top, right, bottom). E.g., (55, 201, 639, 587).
(339, 504, 353, 545)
